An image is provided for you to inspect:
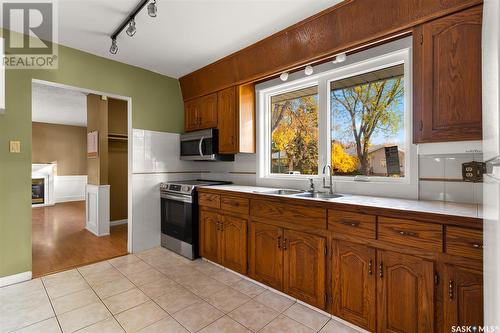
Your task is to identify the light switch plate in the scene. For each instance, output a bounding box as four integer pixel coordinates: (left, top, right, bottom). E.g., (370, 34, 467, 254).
(9, 140, 20, 153)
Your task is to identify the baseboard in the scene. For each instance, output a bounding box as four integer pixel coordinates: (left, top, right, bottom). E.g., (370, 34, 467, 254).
(55, 195, 86, 203)
(110, 219, 128, 226)
(0, 271, 32, 287)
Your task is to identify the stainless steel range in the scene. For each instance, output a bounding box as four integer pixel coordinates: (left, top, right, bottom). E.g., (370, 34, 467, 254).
(160, 179, 230, 259)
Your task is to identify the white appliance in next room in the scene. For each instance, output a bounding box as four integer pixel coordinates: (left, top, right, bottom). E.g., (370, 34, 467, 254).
(482, 0, 500, 326)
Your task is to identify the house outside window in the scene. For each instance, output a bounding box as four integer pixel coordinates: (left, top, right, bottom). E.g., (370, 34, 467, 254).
(257, 37, 415, 187)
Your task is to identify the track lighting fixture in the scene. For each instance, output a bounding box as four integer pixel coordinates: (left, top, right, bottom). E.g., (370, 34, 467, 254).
(147, 0, 157, 17)
(280, 72, 289, 81)
(304, 65, 314, 76)
(126, 19, 137, 37)
(109, 0, 158, 54)
(332, 53, 347, 64)
(109, 38, 118, 54)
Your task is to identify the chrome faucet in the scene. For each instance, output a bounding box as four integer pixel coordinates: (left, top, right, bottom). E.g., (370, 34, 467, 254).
(322, 165, 334, 194)
(308, 178, 316, 193)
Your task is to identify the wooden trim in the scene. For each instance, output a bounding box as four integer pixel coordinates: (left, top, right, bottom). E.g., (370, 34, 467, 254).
(179, 0, 482, 100)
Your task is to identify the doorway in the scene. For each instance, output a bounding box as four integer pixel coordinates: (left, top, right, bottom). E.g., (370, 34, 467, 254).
(31, 80, 132, 277)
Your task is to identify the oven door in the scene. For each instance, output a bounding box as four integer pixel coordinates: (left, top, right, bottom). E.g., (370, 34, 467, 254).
(160, 192, 193, 244)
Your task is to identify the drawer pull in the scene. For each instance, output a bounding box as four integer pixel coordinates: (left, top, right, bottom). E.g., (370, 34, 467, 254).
(396, 230, 417, 237)
(379, 262, 383, 278)
(340, 220, 360, 228)
(283, 238, 288, 250)
(368, 259, 373, 275)
(472, 243, 483, 249)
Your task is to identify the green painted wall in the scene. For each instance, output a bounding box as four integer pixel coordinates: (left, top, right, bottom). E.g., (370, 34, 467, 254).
(0, 29, 185, 278)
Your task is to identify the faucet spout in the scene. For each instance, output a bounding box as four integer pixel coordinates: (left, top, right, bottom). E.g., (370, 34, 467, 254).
(322, 165, 334, 194)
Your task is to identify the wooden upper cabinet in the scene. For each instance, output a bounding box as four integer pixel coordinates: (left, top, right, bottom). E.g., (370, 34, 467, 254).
(283, 230, 326, 309)
(414, 5, 483, 143)
(377, 250, 434, 333)
(443, 265, 483, 331)
(332, 240, 376, 332)
(217, 84, 255, 154)
(184, 93, 217, 132)
(199, 210, 220, 263)
(249, 222, 283, 290)
(220, 215, 247, 274)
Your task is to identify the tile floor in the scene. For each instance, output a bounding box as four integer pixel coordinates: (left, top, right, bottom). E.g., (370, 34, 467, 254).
(0, 247, 363, 333)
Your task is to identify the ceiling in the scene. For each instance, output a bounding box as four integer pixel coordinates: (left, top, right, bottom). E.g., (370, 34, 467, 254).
(54, 0, 342, 78)
(32, 83, 87, 127)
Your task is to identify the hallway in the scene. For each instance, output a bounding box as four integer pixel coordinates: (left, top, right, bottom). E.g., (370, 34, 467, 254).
(32, 201, 128, 277)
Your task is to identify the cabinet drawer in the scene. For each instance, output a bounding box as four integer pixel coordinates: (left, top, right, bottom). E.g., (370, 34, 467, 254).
(198, 193, 220, 209)
(221, 195, 249, 215)
(251, 200, 326, 229)
(378, 217, 442, 252)
(328, 211, 376, 239)
(446, 227, 483, 260)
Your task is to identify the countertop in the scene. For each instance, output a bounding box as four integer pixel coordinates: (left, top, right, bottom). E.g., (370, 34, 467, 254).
(199, 184, 483, 221)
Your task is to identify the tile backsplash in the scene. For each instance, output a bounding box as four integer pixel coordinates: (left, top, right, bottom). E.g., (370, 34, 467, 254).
(418, 153, 483, 204)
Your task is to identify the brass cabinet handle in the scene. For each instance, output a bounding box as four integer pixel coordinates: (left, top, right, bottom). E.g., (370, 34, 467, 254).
(379, 262, 383, 278)
(449, 280, 454, 300)
(340, 220, 360, 228)
(368, 259, 373, 275)
(277, 236, 281, 249)
(396, 230, 417, 237)
(283, 239, 288, 250)
(472, 243, 483, 249)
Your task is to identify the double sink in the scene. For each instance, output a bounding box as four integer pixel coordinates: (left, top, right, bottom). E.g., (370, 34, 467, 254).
(255, 189, 343, 200)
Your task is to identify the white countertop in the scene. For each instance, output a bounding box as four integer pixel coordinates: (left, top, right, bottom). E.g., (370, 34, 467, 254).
(199, 185, 482, 220)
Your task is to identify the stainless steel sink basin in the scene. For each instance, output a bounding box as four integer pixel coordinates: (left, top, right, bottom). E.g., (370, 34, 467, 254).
(293, 192, 343, 199)
(256, 189, 306, 195)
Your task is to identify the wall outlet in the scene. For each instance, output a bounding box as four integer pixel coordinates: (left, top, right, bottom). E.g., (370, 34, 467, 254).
(462, 161, 486, 182)
(9, 140, 21, 153)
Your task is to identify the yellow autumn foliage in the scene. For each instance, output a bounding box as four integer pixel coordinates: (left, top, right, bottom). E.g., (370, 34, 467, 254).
(331, 142, 358, 173)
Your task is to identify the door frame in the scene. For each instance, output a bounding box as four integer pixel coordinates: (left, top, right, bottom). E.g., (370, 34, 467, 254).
(31, 79, 134, 253)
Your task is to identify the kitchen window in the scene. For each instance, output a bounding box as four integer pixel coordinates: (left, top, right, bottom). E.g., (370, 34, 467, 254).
(257, 38, 414, 184)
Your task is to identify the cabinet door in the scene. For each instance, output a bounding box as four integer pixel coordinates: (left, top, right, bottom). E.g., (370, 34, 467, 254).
(217, 87, 238, 154)
(184, 99, 199, 132)
(283, 230, 326, 309)
(377, 251, 434, 333)
(198, 93, 218, 129)
(414, 6, 482, 142)
(249, 222, 283, 290)
(332, 240, 376, 331)
(221, 215, 247, 274)
(199, 210, 220, 263)
(443, 265, 483, 331)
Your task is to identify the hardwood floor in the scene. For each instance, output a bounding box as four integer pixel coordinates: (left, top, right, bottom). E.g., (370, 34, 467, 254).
(32, 201, 128, 277)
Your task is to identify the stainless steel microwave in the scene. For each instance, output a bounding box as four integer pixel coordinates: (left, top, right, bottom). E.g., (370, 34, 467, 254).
(180, 129, 234, 161)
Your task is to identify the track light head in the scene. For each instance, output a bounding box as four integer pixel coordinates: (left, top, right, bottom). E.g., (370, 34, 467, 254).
(126, 19, 136, 37)
(109, 38, 118, 54)
(147, 0, 157, 17)
(280, 72, 289, 81)
(332, 53, 347, 64)
(304, 65, 314, 76)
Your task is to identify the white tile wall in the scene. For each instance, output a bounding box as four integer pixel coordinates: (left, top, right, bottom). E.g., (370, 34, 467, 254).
(418, 153, 483, 204)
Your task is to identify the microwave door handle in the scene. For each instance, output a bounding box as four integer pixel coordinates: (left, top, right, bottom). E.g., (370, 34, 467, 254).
(198, 136, 205, 158)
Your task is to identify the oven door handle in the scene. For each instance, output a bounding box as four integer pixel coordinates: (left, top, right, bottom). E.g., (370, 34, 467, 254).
(161, 193, 193, 203)
(198, 136, 205, 158)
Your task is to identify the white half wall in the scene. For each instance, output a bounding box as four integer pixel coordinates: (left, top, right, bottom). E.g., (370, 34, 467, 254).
(54, 175, 87, 203)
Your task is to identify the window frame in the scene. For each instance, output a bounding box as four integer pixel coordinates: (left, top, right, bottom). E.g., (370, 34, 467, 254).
(257, 37, 415, 185)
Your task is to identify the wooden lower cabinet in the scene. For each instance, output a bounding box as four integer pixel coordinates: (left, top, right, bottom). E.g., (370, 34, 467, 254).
(283, 229, 326, 309)
(199, 209, 247, 274)
(443, 265, 483, 331)
(377, 250, 435, 333)
(332, 240, 376, 331)
(220, 215, 247, 274)
(249, 222, 283, 290)
(199, 210, 220, 263)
